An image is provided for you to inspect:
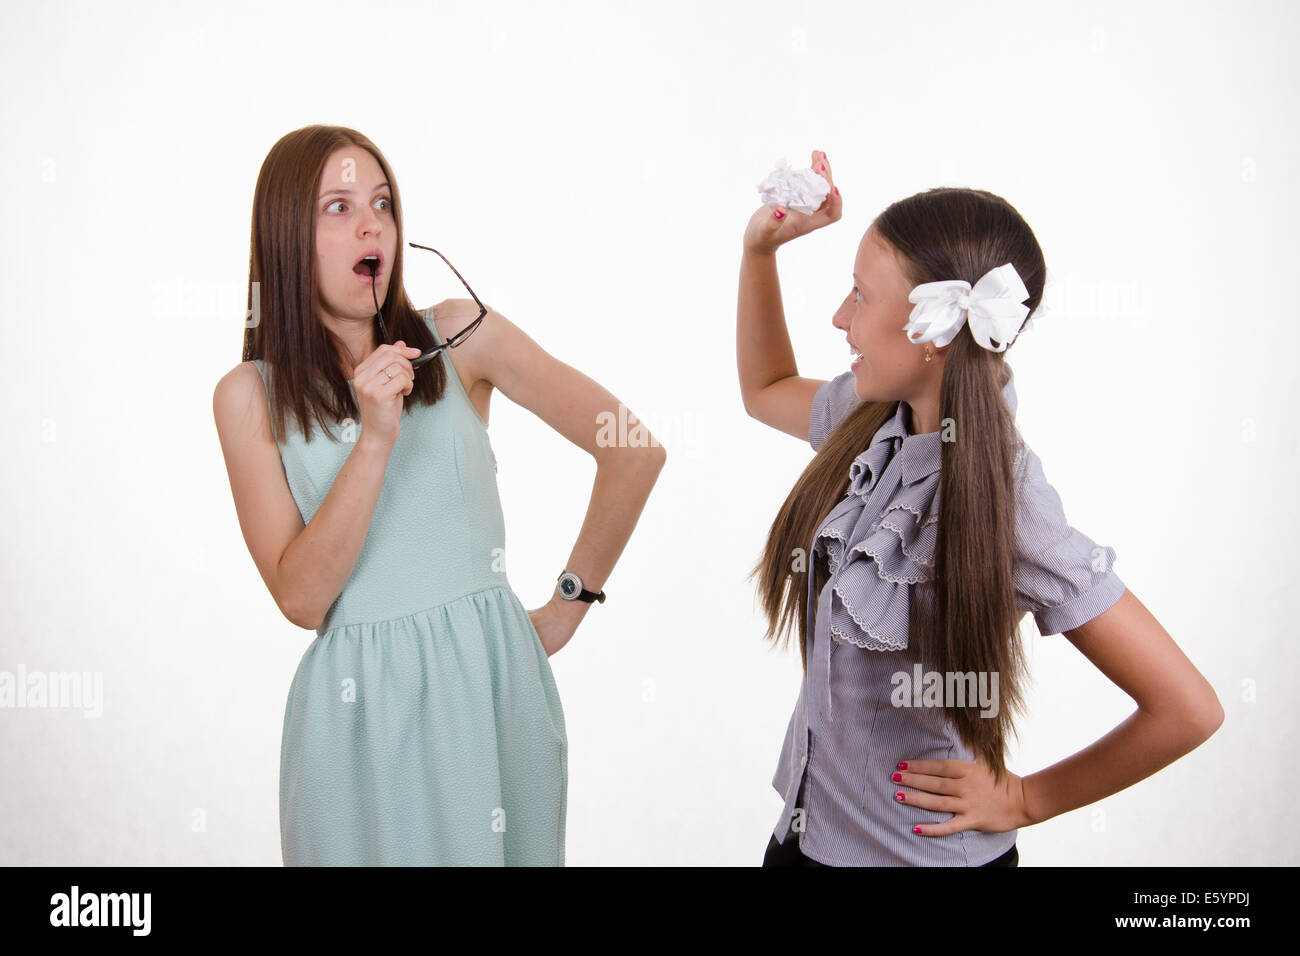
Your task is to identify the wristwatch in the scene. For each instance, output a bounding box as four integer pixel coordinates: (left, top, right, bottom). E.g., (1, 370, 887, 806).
(555, 570, 606, 604)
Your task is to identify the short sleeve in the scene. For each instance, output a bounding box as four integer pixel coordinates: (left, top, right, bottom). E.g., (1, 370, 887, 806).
(1014, 443, 1126, 636)
(809, 371, 863, 452)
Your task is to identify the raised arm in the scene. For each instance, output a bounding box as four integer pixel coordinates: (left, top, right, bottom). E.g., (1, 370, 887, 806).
(736, 148, 843, 441)
(736, 245, 826, 440)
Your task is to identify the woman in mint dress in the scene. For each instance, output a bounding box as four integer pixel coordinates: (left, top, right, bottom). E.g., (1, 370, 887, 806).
(248, 305, 566, 865)
(213, 126, 664, 865)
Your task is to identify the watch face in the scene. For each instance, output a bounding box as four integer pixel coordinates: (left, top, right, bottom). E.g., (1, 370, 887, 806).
(559, 575, 578, 598)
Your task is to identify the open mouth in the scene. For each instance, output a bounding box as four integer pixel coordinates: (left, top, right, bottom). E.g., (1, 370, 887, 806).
(353, 254, 381, 278)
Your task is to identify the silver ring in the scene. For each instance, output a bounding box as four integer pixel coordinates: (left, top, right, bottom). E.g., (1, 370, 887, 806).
(383, 366, 393, 381)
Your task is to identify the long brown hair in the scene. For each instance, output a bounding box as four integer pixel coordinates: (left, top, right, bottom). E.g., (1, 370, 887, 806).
(749, 187, 1047, 781)
(240, 125, 447, 444)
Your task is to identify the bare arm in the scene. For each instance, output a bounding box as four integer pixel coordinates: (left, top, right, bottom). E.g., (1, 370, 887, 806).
(736, 247, 826, 440)
(736, 148, 844, 441)
(1021, 588, 1225, 825)
(550, 449, 663, 631)
(440, 301, 666, 634)
(213, 363, 395, 631)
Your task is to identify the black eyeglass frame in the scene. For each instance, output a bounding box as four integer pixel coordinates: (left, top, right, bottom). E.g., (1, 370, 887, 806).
(370, 241, 486, 370)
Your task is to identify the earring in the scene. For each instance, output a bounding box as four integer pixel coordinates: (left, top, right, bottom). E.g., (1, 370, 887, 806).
(923, 349, 933, 363)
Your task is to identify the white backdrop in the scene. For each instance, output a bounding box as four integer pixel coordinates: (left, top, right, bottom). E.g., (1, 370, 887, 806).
(1, 0, 1294, 866)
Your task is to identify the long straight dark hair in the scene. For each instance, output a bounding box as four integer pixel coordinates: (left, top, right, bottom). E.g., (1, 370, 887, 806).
(749, 187, 1047, 781)
(241, 124, 447, 444)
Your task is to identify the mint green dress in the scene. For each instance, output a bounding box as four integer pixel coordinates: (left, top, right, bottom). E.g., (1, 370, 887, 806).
(251, 306, 567, 866)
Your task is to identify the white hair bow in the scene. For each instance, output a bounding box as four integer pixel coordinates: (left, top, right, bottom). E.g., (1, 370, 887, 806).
(903, 262, 1031, 353)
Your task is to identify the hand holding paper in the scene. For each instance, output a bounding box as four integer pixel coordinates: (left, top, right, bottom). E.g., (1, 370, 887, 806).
(757, 157, 833, 215)
(743, 149, 842, 255)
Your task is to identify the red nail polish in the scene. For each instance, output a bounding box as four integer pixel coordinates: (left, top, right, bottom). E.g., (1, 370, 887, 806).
(897, 761, 908, 770)
(895, 791, 905, 802)
(834, 186, 840, 196)
(912, 826, 922, 835)
(774, 209, 785, 219)
(892, 772, 902, 782)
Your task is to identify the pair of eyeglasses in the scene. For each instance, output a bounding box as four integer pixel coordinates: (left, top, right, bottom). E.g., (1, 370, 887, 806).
(364, 241, 486, 370)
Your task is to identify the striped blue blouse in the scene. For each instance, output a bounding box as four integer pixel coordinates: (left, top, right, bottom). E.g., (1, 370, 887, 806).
(769, 365, 1127, 865)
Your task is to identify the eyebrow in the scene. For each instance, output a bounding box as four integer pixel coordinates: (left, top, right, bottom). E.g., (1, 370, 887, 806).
(852, 272, 869, 289)
(318, 182, 391, 199)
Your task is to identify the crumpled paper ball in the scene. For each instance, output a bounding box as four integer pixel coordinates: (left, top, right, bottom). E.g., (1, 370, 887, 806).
(756, 158, 831, 215)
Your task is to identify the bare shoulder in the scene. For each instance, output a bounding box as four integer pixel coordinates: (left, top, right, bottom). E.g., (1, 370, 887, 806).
(212, 360, 269, 440)
(431, 297, 482, 323)
(430, 298, 507, 391)
(216, 359, 262, 390)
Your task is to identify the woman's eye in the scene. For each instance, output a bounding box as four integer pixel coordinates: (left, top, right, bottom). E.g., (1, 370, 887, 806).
(853, 288, 864, 303)
(324, 197, 391, 214)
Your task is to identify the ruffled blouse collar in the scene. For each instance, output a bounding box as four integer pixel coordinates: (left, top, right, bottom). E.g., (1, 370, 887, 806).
(808, 369, 1019, 722)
